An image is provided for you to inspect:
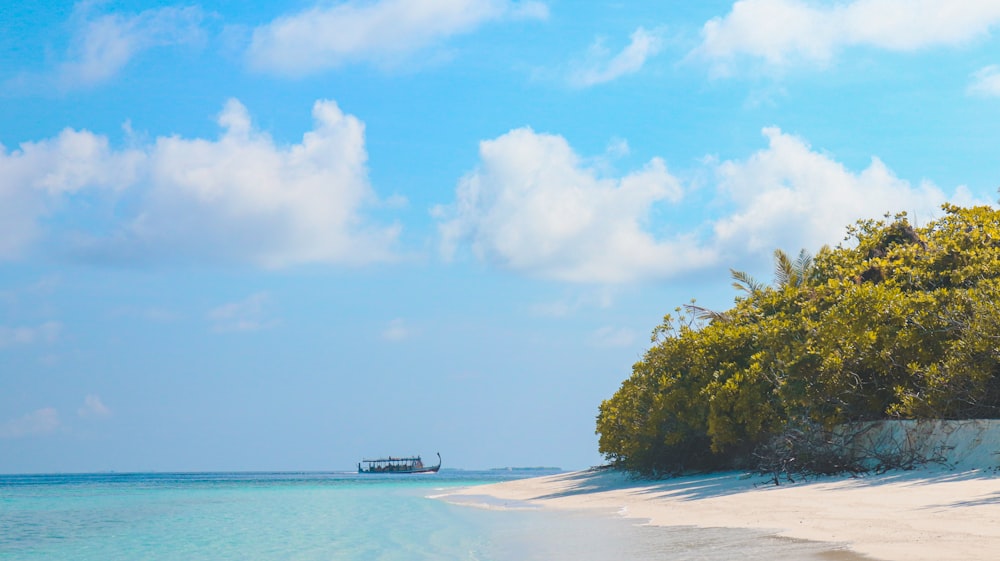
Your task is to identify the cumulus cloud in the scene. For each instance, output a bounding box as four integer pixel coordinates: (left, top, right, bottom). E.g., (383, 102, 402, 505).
(208, 292, 275, 333)
(434, 127, 714, 283)
(569, 27, 665, 87)
(78, 394, 112, 419)
(711, 127, 953, 256)
(116, 98, 398, 267)
(0, 408, 60, 439)
(0, 321, 62, 348)
(247, 0, 548, 75)
(694, 0, 1000, 72)
(0, 130, 142, 259)
(437, 126, 968, 284)
(969, 65, 1000, 97)
(1, 98, 400, 267)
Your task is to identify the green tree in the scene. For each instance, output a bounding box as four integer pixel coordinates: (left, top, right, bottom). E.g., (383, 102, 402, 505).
(597, 205, 1000, 475)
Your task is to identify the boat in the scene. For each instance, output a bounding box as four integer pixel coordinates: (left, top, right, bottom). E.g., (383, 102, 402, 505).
(358, 452, 441, 474)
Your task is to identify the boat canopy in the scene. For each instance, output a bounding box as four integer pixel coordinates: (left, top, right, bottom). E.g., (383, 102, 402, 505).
(358, 453, 441, 474)
(362, 456, 423, 464)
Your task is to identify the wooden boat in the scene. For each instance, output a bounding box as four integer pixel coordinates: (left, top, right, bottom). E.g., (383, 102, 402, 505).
(358, 452, 441, 474)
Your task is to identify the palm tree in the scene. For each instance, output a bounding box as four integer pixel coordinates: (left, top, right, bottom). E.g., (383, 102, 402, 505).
(772, 248, 813, 289)
(687, 249, 814, 323)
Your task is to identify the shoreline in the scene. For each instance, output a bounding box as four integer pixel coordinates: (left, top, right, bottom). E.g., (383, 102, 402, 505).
(437, 465, 1000, 561)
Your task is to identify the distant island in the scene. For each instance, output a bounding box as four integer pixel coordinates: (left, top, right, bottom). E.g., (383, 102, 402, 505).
(596, 204, 1000, 478)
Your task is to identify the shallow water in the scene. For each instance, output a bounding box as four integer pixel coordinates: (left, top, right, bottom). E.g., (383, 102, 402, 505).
(0, 471, 867, 560)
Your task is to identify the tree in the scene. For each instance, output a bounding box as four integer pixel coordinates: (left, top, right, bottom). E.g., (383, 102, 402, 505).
(597, 205, 1000, 475)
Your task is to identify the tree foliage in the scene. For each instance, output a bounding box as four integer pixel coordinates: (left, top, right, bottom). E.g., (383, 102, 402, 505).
(596, 205, 1000, 475)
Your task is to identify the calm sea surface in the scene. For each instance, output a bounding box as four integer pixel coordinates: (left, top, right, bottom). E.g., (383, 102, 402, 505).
(0, 471, 862, 560)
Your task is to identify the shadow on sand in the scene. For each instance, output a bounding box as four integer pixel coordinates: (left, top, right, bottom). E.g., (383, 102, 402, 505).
(518, 464, 1000, 508)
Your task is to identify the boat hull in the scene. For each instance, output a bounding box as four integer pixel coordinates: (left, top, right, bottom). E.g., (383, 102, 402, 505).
(358, 465, 440, 474)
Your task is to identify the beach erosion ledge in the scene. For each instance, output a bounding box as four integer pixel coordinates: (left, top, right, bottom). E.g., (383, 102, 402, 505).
(438, 419, 1000, 561)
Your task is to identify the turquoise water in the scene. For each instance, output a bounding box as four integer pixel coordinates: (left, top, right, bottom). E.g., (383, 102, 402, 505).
(1, 471, 859, 560)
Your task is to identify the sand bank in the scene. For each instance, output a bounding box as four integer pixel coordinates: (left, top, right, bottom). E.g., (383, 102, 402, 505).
(442, 421, 1000, 560)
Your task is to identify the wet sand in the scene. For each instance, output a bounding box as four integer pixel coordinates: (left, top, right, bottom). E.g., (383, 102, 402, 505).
(439, 466, 1000, 561)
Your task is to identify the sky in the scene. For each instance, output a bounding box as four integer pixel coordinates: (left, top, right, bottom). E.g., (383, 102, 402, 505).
(3, 0, 1000, 473)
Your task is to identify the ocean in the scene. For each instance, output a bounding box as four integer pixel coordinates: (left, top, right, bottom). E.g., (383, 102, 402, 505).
(1, 470, 862, 560)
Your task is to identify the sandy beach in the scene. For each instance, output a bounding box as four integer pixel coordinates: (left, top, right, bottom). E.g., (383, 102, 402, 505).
(440, 466, 1000, 560)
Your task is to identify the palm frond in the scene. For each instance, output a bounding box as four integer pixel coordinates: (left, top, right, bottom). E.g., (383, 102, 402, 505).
(794, 249, 814, 285)
(730, 268, 763, 294)
(683, 303, 730, 323)
(773, 249, 793, 288)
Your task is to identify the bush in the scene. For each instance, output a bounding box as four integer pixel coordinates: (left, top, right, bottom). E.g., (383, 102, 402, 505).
(597, 205, 1000, 475)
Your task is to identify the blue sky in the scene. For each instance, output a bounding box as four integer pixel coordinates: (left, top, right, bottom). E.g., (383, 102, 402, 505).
(3, 0, 1000, 473)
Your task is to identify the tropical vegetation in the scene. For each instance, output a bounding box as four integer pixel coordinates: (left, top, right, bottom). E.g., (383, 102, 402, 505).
(596, 204, 1000, 475)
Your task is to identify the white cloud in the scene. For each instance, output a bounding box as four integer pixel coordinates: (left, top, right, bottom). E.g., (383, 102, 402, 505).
(438, 126, 970, 284)
(1, 98, 400, 268)
(0, 129, 142, 259)
(435, 127, 715, 283)
(0, 321, 62, 348)
(381, 318, 412, 341)
(969, 65, 1000, 97)
(78, 394, 112, 419)
(569, 27, 665, 87)
(711, 127, 952, 256)
(3, 4, 206, 91)
(115, 98, 398, 267)
(60, 4, 205, 88)
(247, 0, 548, 75)
(0, 408, 60, 439)
(208, 292, 275, 333)
(694, 0, 1000, 72)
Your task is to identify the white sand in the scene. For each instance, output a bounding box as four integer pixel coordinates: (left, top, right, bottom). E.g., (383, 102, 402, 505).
(442, 421, 1000, 560)
(442, 468, 1000, 560)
